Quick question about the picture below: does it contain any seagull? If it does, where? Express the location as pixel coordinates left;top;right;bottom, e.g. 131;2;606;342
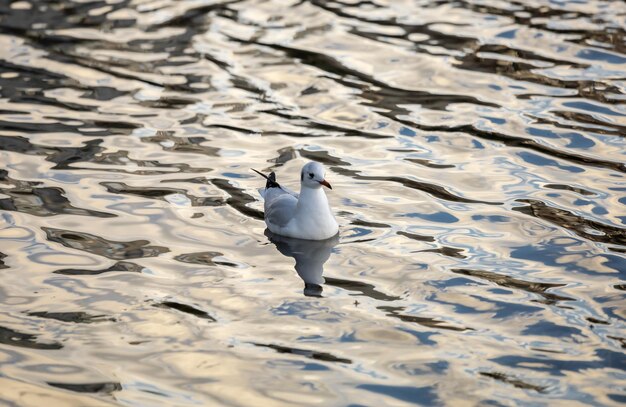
253;161;339;240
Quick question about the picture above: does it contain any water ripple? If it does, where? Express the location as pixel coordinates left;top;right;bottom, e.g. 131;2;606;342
0;0;625;405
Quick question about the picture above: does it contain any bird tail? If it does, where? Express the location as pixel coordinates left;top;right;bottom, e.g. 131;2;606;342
251;168;280;188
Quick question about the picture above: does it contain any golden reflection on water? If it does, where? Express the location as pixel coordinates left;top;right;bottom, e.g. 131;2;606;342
0;0;625;405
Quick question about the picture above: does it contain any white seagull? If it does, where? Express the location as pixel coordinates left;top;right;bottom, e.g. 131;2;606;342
253;162;339;240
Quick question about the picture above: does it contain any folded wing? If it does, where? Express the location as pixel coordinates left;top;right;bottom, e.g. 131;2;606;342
263;188;298;228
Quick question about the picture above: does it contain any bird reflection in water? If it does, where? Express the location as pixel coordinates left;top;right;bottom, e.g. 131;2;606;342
265;230;339;297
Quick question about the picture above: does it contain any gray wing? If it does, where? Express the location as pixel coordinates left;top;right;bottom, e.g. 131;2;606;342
263;188;298;228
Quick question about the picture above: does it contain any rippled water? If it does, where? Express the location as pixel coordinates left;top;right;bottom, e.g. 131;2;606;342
0;0;625;405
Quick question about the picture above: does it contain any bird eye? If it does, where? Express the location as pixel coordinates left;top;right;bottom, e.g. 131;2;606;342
309;173;314;178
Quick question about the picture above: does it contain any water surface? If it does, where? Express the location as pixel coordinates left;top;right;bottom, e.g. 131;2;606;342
0;0;625;405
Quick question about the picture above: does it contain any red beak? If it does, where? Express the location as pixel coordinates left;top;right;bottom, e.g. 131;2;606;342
319;179;332;189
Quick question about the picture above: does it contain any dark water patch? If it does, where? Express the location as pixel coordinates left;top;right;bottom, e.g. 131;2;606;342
44;227;169;260
139;96;198;109
543;183;596;196
530;348;565;355
324;277;401;302
357;383;438;406
160;177;207;185
379;306;472;332
522;320;583;339
298;149;350;166
0;0;133;32
608;246;626;254
479;371;547;393
148;1;239;30
418;246;467;259
513;199;626;246
451;268;572;305
53;261;144;276
174;251;222;266
0;135;45;155
0;108;26;115
553;110;626;135
9;90;93;112
586;317;609;325
268;146;298;167
142;131;220;156
455;46;600;93
0;326;62;350
350;219;390;228
608;394;626;404
0;184;115;218
81;86;128;101
532;112;625;136
0;61;95;111
47;381;122;394
27;311;115;324
101;182;223;207
0;136;104;169
253;343;351;364
48;139;106;170
153;301;216;322
101;182;183;199
0;60;71;89
211;178;264;220
572;30;626;56
471;43;585;69
397;231;435;242
206;123;257;135
207;124;258;135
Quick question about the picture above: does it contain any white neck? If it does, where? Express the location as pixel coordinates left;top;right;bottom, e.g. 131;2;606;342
286;184;338;240
296;185;330;216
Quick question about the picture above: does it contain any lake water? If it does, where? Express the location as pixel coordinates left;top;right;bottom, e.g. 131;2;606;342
0;0;625;405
